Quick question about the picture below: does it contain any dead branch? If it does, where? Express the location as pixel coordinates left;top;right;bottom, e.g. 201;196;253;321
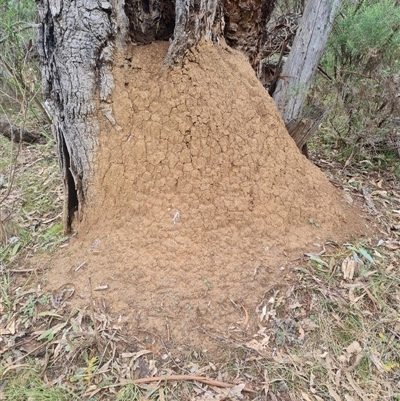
0;119;43;143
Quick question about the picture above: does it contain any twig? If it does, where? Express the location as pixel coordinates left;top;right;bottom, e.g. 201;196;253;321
338;68;377;81
1;342;46;369
240;304;249;326
0;125;23;205
196;325;243;348
1;364;31;377
75;261;87;272
0;56;52;124
7;267;44;273
42;213;62;224
0;334;41;354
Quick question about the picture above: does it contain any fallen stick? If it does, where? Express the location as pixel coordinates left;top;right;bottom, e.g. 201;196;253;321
0;119;43;143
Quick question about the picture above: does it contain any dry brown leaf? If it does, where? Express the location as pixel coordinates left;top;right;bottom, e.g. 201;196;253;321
309;373;316;394
344;371;369;401
332;314;347;330
327;385;341;401
369;350;387;373
197;383;245;400
363;287;381;310
259;305;267;322
346;342;363;370
371;190;387;196
245;339;269;355
335;368;342;387
383;240;400;250
148;359;157;376
320;352;340;386
0;319;15;335
263;369;270;397
348;286;366;306
227;383;245;398
298;325;305;341
289;301;302;309
159;387;165;401
299;318;318;331
269;392;279;401
272;351;286;363
338;341;363;370
300;391;313;401
121;350;152;359
191;389;222;400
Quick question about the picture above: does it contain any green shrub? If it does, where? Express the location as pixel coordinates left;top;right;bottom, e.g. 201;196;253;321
311;0;400;164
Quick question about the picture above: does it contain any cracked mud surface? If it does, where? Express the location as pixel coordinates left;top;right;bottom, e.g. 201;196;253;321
45;41;371;355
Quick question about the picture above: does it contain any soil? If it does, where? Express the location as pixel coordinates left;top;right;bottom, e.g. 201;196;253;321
44;40;372;357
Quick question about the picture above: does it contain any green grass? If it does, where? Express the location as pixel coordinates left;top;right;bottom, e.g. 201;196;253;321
116;384;142;401
2;366;79;401
0;269;12;312
0;137;63;263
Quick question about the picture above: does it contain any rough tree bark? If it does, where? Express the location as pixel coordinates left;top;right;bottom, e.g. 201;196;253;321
272;0;341;149
35;0;275;231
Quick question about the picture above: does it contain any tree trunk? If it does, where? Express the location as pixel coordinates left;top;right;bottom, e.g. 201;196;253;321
272;0;341;147
35;0;274;231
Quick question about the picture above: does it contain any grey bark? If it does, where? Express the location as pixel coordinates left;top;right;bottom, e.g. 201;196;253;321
36;0;118;229
273;0;341;132
286;106;329;152
164;0;218;66
35;0;275;231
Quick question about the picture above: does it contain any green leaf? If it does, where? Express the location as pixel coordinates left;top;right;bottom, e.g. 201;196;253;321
357;247;375;265
347;244;375;265
37;311;63;318
352;251;363;265
37;322;67;341
11;242;22;255
310;255;328;267
203;279;212;290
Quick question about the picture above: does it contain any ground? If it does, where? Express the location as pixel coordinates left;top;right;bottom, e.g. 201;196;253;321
1;40;400;400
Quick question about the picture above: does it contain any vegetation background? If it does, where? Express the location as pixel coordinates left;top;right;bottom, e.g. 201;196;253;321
0;0;400;400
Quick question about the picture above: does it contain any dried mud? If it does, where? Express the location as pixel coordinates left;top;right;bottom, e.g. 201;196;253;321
45;41;370;356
